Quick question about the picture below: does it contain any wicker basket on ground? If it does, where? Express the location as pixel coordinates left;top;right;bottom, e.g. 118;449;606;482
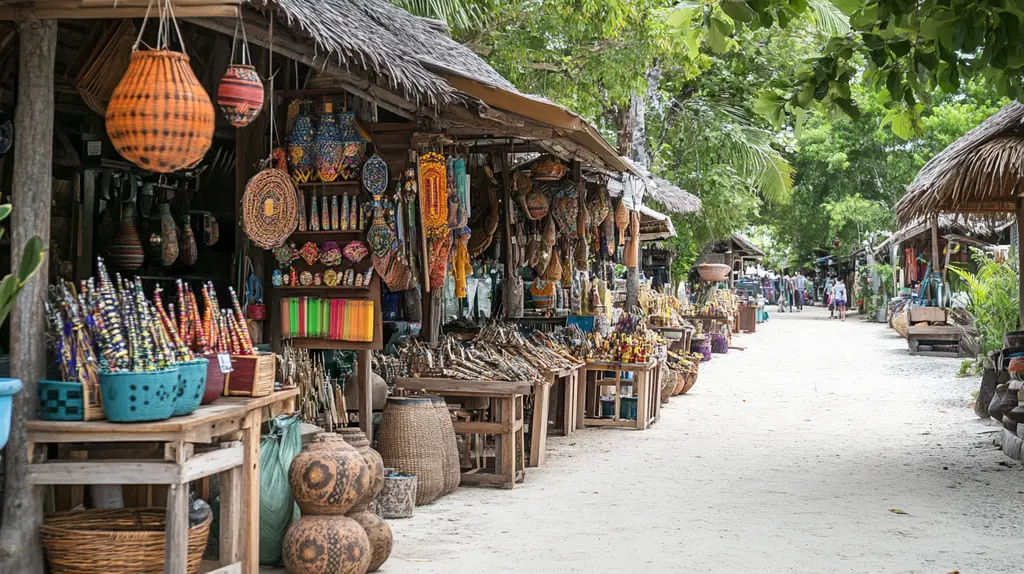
40;508;211;574
377;396;444;505
428;396;462;495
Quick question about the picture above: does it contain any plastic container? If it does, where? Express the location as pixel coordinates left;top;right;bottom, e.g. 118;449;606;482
202;354;227;405
172;358;209;417
38;380;86;421
0;377;21;449
619;396;638;420
99;368;179;423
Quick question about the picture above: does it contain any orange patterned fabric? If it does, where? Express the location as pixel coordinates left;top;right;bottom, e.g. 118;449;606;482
106;50;215;173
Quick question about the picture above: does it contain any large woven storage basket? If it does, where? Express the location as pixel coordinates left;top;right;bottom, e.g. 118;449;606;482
40;508;211;574
377;397;444;505
429;396;461;495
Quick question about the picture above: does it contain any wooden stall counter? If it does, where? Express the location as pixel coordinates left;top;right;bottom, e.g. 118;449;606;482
393;377;534;489
579;359;661;430
25;389;299;574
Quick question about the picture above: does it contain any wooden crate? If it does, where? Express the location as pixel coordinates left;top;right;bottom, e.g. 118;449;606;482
908;306;947;324
223;353;276;397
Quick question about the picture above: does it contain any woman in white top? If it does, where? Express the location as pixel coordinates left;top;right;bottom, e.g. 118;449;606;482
834;279;848;321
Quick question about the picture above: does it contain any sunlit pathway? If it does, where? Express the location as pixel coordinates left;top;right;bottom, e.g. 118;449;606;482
385;306;1024;573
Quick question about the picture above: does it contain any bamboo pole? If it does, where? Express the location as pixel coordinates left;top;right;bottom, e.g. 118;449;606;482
1016;198;1024;327
0;14;56;574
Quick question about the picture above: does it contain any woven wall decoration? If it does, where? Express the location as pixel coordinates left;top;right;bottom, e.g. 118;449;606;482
242;168;299;249
106;50;214;173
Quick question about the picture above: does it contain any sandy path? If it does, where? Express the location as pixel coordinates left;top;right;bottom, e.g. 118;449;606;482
384;307;1024;573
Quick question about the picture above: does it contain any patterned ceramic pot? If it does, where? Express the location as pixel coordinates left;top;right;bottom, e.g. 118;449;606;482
290;433;371;515
216;64;263;128
158;203;179;266
337;427;385;512
346;510;392;572
282;515;371;574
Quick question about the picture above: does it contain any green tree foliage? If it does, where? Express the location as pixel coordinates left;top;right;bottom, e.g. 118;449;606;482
949;250;1020;356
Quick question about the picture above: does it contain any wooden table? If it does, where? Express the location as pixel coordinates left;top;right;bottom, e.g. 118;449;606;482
545;363;582;442
393;377;531;489
25;390;298;574
579;359;661;430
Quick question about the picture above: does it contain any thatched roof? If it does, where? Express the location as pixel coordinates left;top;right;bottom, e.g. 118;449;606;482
618;157;702;214
871;214;1012;256
262;0;510;106
731;234;765;258
896;102;1024;225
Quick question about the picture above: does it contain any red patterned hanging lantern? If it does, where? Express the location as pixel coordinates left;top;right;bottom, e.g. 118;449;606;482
217;64;263;127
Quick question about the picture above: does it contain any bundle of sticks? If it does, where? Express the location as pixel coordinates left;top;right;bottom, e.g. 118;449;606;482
475;322;579;373
402;335;541;382
282;344;346;430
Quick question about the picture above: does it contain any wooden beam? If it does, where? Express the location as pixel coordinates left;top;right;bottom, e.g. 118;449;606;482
0;5;238;19
0;15;55;574
357;349;372;443
1016;198;1024;327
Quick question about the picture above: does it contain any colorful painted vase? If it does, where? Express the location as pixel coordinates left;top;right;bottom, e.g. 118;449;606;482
108;202;145;270
336;111;365;181
315;104;344;183
287;103;315;183
179;214;198;267
216;64;264;127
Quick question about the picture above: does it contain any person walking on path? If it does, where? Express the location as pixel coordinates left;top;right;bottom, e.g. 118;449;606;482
784;273;795;313
824;275;835;317
794;271;806;311
834;279;848;321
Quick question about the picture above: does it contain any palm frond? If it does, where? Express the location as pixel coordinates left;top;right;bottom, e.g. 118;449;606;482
807;0;850;36
705;103;794;204
389;0;485;31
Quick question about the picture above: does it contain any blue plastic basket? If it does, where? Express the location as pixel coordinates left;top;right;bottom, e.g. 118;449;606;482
0;377;21;449
99;368;179;423
38;380;87;421
172;358;209;417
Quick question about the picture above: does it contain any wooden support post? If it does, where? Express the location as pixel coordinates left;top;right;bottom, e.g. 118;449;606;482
930;213;941;277
499;149;514;318
241;411;262;574
1017;199;1024;327
357;349;373;443
218;455;243;568
164;482;189;574
0;15;56;574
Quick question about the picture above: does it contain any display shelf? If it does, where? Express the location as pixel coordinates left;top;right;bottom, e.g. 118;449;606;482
297;181;360;188
288;230;364;241
285;338;379;351
275;285;371;292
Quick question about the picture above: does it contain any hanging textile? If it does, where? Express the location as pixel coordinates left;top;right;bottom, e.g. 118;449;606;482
419;152;451;289
453;228;472;298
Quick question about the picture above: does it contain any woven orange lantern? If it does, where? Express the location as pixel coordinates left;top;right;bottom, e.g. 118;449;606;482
106;49;214;173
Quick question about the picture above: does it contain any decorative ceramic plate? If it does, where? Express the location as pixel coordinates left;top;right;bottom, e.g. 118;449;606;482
298;241;320;265
299;270;314;286
362;154;389;196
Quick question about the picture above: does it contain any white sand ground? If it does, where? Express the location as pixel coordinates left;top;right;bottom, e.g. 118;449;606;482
384;306;1023;574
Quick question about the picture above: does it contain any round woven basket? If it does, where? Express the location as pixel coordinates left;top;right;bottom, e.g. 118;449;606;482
428;396;462;495
106;50;214;173
376;397;444;505
242;168;299;249
40;508;211;574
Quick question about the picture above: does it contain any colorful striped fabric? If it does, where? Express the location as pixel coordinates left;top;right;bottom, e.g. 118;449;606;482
280;297;374;342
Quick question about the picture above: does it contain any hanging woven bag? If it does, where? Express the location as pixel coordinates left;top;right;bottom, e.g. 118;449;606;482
216;18;263;128
106;3;214;173
614;198;629;246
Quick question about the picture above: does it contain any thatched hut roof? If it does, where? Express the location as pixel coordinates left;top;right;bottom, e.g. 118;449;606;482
895;102;1024;225
872;214;1012;256
261;0;512;106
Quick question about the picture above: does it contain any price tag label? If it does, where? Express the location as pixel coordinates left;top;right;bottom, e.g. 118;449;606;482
218;353;233;374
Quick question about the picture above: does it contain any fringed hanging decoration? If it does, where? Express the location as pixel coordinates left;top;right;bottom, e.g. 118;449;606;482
241;168;299;249
216;16;263;128
453;228;471;298
287;102;315;183
418;152;451;289
105;1;214;172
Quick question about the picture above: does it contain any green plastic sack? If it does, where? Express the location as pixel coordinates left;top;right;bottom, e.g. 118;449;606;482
259;414;302;565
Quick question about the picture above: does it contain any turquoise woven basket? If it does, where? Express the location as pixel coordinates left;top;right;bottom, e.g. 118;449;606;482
99;368;179;423
172;358;209;417
38;380;86;421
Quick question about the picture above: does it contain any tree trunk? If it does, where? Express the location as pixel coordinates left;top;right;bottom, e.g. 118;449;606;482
622;67;659;311
0;15;56;574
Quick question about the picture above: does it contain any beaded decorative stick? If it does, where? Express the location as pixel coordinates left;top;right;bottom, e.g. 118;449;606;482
228;287;255;354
